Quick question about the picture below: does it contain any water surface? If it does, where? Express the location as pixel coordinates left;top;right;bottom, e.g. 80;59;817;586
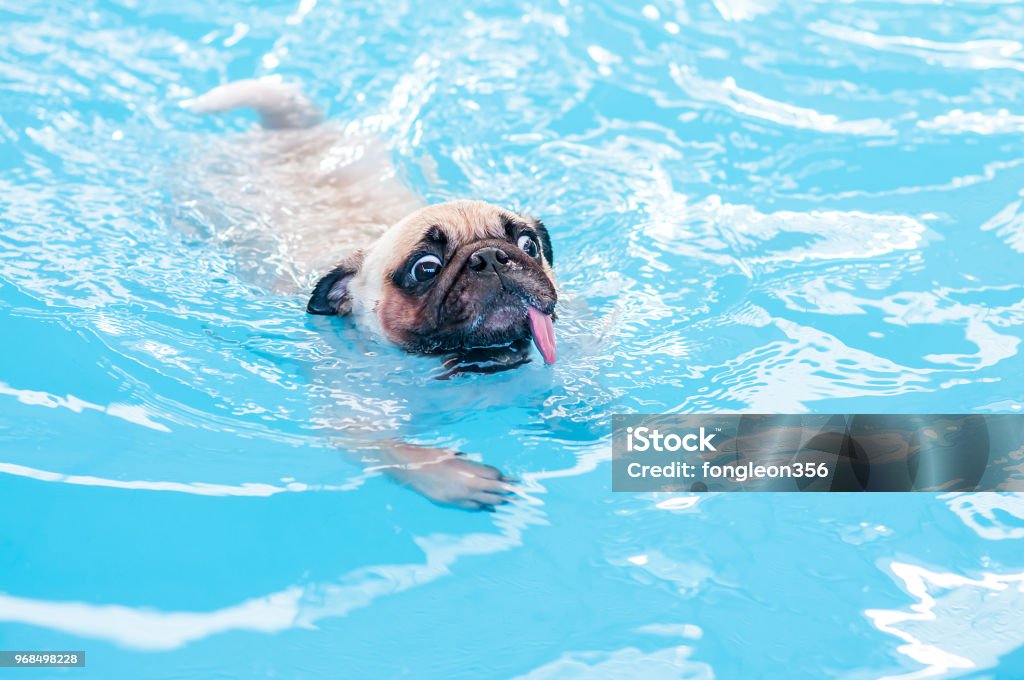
2;1;1024;677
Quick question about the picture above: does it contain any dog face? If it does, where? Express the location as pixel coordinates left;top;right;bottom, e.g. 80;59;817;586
308;201;558;364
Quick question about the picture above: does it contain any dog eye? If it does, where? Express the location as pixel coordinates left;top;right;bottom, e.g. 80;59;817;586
411;254;442;282
517;234;539;258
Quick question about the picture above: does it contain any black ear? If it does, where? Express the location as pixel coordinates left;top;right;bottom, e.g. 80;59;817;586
525;215;554;266
307;250;364;316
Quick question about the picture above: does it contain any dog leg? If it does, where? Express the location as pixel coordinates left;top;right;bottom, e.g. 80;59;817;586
352;440;519;511
183;77;323;129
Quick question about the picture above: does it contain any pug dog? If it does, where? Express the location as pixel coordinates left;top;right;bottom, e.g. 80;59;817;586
186;78;557;509
187;79;557;371
306;200;558;369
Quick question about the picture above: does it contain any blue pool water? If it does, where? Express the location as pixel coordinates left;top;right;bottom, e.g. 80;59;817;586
3;1;1024;677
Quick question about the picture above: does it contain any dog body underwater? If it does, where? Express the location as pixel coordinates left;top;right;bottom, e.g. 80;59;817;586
187;78;557;369
185;78;558;509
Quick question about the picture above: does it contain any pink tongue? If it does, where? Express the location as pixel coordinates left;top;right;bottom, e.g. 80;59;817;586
526;306;556;365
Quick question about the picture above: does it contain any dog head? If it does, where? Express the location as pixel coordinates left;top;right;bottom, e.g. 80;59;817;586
308;200;557;364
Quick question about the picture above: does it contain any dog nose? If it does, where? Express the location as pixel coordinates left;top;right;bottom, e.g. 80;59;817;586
468;246;511;273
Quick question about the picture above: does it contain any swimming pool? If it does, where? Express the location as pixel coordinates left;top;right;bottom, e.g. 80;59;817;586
3;0;1024;677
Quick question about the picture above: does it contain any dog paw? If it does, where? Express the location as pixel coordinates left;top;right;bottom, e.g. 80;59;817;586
390;450;518;511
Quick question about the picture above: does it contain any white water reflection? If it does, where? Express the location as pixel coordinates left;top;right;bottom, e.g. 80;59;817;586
918;110;1024;135
867;562;1024;679
0;444;603;650
0;514;537;650
944;493;1024;540
670;65;896;136
0;381;171;432
712;0;776;23
513;643;712;679
980;199;1024;254
811;22;1024;73
643;195;926;270
0;462;368;497
776;281;1024;370
0;589;305;652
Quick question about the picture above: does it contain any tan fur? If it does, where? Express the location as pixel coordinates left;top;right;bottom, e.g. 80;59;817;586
182;123;424;293
376;283;424;345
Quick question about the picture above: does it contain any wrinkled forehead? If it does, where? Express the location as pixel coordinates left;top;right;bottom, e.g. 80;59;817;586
382;202;520;266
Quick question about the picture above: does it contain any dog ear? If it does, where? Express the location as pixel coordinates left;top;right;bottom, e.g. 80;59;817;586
525;215;553;266
307;250;364;316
